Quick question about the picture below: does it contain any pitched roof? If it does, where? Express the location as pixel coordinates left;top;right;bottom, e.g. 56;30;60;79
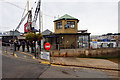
54;14;79;22
42;29;53;35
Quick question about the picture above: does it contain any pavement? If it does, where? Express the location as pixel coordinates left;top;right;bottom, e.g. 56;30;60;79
51;57;119;71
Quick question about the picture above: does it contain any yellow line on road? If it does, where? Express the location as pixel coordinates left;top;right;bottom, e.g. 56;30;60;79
2;51;52;66
24;56;26;58
41;61;50;64
17;51;34;57
7;51;13;55
33;56;35;59
14;54;18;58
1;52;74;68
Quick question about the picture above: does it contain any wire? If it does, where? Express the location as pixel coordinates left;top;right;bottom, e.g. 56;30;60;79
1;0;25;10
42;13;57;20
21;3;27;18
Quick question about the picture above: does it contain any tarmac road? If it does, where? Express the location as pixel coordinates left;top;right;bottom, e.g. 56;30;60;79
40;66;109;78
2;54;49;78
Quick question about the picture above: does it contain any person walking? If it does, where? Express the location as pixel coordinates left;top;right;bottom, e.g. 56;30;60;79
30;41;34;53
26;40;30;52
14;40;17;51
21;40;26;52
101;43;103;48
17;40;21;51
32;41;35;53
9;39;13;50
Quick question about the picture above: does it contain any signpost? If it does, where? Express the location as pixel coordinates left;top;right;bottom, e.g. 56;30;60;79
103;39;108;42
44;42;51;50
92;39;97;48
41;42;51;66
103;39;108;48
41;52;50;60
92;39;97;43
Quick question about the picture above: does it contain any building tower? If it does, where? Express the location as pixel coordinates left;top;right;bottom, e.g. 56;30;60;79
54;14;79;34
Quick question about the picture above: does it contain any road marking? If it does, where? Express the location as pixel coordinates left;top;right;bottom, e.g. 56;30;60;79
33;56;35;59
0;52;41;64
24;56;26;58
41;61;50;64
2;50;60;66
17;51;33;57
2;50;51;66
14;54;18;58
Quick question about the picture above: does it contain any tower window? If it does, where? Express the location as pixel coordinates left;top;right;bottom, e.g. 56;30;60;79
65;21;75;29
56;22;62;29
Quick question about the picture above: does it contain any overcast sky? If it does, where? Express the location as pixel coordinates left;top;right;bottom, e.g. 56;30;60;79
0;0;119;35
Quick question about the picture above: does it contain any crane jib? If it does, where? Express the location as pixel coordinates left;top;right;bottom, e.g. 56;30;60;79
15;13;27;31
33;0;41;23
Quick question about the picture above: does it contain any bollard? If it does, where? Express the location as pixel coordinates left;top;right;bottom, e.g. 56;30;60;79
6;43;7;54
13;44;14;56
51;52;54;63
49;51;51;66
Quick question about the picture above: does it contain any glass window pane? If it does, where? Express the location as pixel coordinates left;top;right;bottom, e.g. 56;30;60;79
66;21;75;29
56;22;62;29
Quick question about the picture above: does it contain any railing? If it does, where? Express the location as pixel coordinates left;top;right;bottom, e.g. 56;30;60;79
49;44;89;50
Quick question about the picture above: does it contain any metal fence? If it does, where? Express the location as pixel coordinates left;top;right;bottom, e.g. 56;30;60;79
49;44;89;50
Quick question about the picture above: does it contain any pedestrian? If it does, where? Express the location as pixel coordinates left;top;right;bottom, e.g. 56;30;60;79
9;39;13;50
30;41;34;53
36;40;40;55
26;40;30;52
14;40;17;51
17;40;21;51
101;43;103;48
32;41;35;53
21;40;26;52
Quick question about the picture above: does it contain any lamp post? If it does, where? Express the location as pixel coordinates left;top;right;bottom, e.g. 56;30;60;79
13;29;15;56
39;0;41;57
35;32;36;57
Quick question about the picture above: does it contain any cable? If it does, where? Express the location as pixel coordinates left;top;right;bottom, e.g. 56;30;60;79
15;1;27;31
21;3;27;18
1;0;25;10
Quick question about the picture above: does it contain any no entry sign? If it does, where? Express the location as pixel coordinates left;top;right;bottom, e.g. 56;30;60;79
44;42;51;50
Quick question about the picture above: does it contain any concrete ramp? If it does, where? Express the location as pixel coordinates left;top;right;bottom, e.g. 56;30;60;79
51;57;118;70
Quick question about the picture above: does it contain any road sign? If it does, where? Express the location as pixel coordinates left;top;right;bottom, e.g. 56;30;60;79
103;39;108;42
41;52;50;60
44;42;51;50
92;39;97;43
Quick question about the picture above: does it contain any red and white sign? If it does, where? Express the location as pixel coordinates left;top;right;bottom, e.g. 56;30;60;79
44;42;51;50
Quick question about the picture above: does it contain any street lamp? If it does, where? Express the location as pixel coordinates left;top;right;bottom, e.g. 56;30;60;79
13;29;15;56
39;0;41;58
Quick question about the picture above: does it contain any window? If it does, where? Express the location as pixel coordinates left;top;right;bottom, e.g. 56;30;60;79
65;21;75;29
78;35;89;48
56;22;62;29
